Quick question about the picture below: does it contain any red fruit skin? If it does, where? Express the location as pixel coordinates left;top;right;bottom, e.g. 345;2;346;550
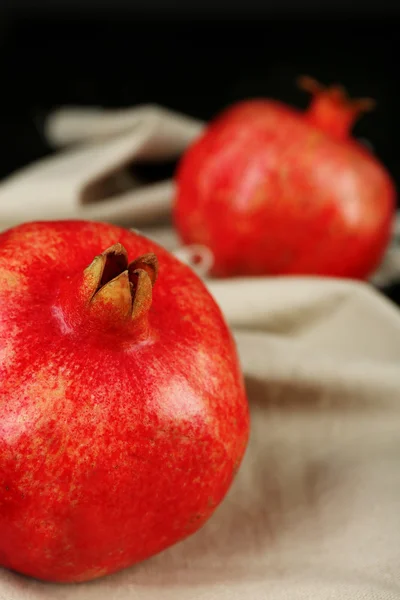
0;220;249;583
174;87;396;279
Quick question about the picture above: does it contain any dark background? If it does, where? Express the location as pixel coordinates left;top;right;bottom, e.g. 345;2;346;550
0;5;399;301
0;8;399;184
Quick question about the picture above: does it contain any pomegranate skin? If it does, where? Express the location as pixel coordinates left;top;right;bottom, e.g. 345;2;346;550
174;80;396;279
0;220;249;583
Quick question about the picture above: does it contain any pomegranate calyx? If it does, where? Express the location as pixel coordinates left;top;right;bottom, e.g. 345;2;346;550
90;269;132;321
81;244;158;330
297;75;375;139
129;267;153;321
128;253;159;286
83;243;129;302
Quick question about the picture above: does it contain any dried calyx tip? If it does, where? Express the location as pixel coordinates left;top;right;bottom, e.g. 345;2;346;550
83;243;158;324
297;75;376;113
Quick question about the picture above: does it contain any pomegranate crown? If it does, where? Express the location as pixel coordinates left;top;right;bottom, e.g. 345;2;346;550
60;243;159;339
297;75;375;139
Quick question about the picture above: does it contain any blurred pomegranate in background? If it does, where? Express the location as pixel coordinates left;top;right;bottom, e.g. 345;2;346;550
174;77;396;279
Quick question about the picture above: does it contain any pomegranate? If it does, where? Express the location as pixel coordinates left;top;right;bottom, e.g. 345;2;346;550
0;220;249;583
174;77;396;279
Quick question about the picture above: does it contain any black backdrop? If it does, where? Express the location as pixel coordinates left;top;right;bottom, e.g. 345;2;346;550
0;13;399;187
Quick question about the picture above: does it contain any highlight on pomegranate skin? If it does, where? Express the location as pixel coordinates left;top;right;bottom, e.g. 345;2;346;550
0;220;249;583
174;76;396;279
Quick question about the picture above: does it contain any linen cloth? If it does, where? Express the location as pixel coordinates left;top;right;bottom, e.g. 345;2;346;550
1;104;400;600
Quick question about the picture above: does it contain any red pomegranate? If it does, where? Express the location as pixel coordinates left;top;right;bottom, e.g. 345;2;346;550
0;220;249;583
174;77;396;278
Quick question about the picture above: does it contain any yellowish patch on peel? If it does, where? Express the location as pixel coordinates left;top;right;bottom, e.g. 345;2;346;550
6;228;65;262
306;130;323;149
8;362;119;508
73;566;109;582
22;368;67;414
0;269;26;292
2;367;69;447
249;185;269;211
8;368;83;505
0;336;16;370
190;347;236;397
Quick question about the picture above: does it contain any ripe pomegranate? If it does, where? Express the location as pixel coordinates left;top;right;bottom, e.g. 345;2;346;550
0;220;249;583
174;77;396;278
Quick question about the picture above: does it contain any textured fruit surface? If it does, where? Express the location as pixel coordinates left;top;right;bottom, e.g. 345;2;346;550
0;220;249;583
174;77;396;278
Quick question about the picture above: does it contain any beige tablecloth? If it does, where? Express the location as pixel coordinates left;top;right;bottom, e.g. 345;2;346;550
1;105;400;599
